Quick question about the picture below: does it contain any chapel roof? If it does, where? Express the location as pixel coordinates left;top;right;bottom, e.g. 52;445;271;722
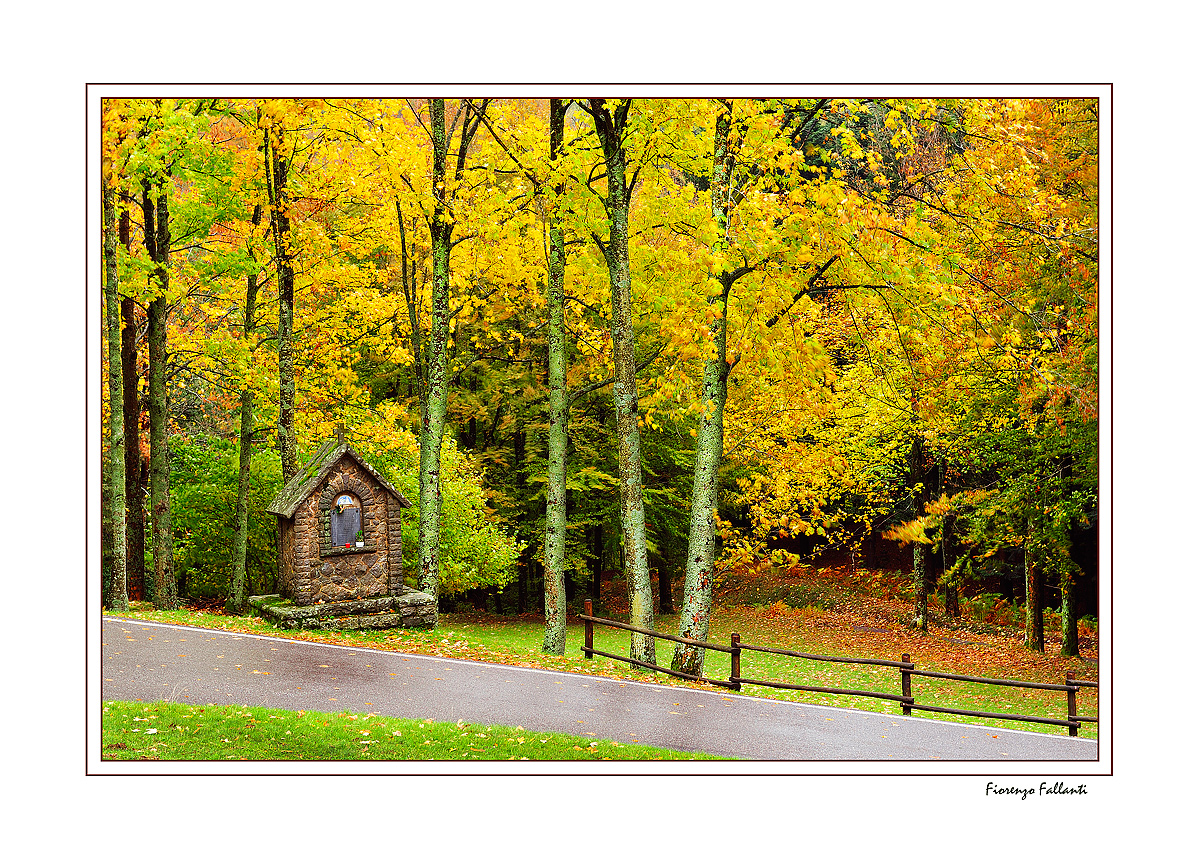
266;438;412;518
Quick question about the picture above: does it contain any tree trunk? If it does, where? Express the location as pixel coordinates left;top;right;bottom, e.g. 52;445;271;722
418;98;452;602
396;203;425;424
673;101;735;677
121;294;147;601
908;433;929;631
1060;565;1079;657
513;425;532;614
120;197;147;601
101;457;113;606
1024;529;1044;651
589;523;603;605
143;188;177;609
229;249;261;614
228;382;254;614
659;564;674;614
943;578;959;618
542;98;569;655
264;122;298;482
589;99;655;665
913;543;929;631
942;512;959;617
416;99;488;602
103;176;128;611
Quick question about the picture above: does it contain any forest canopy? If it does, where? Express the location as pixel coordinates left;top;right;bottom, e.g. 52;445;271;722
99;95;1101;661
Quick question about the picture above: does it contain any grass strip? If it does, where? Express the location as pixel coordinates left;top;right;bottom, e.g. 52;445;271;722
101;700;728;762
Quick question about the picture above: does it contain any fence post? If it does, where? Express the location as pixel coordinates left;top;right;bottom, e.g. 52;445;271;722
730;633;742;691
1066;671;1078;737
583;599;594;660
901;653;912;716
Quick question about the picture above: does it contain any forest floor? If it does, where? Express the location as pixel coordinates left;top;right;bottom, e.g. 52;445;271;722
707;562;1099;682
570;561;1099;678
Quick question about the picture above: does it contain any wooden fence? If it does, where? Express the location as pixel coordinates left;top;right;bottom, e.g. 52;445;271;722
580;600;1098;737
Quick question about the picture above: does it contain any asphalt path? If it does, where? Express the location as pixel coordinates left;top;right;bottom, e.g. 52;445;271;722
101;616;1098;761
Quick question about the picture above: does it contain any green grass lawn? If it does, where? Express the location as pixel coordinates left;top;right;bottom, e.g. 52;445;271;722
101;699;727;761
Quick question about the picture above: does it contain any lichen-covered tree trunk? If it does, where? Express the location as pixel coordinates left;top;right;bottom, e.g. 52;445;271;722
418;98;453;603
542;99;569;655
671;313;730;675
913;543;929;631
589;99;655;665
264;124;297;482
143;188;177;609
101;458;113;605
673;101;735;677
229;257;261;615
415;98;489;607
103;178;128;611
1060;566;1079;656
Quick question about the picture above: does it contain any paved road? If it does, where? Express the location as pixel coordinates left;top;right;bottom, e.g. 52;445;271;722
101;617;1098;761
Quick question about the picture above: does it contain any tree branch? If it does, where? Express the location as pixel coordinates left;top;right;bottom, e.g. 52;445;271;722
763;256;840;329
569;342;665;403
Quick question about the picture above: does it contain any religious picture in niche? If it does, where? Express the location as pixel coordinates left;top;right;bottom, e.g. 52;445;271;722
332;493;361;547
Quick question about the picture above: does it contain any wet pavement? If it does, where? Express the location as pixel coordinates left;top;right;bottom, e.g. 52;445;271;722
101;617;1099;761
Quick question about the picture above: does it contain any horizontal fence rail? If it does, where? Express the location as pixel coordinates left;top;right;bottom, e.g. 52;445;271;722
737;641;915;669
580;612;736;653
906;668;1080;691
579;600;1098;737
579;600;739;689
733;676;914;705
583;646;739;689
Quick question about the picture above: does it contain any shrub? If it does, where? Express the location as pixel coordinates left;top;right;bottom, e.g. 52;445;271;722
170;436;283;599
353;432;522;597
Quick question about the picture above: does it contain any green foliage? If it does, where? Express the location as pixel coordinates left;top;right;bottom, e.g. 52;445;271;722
355;435;523;596
170;436;282;598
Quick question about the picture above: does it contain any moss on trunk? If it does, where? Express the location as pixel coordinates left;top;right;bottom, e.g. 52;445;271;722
542;99;569;656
